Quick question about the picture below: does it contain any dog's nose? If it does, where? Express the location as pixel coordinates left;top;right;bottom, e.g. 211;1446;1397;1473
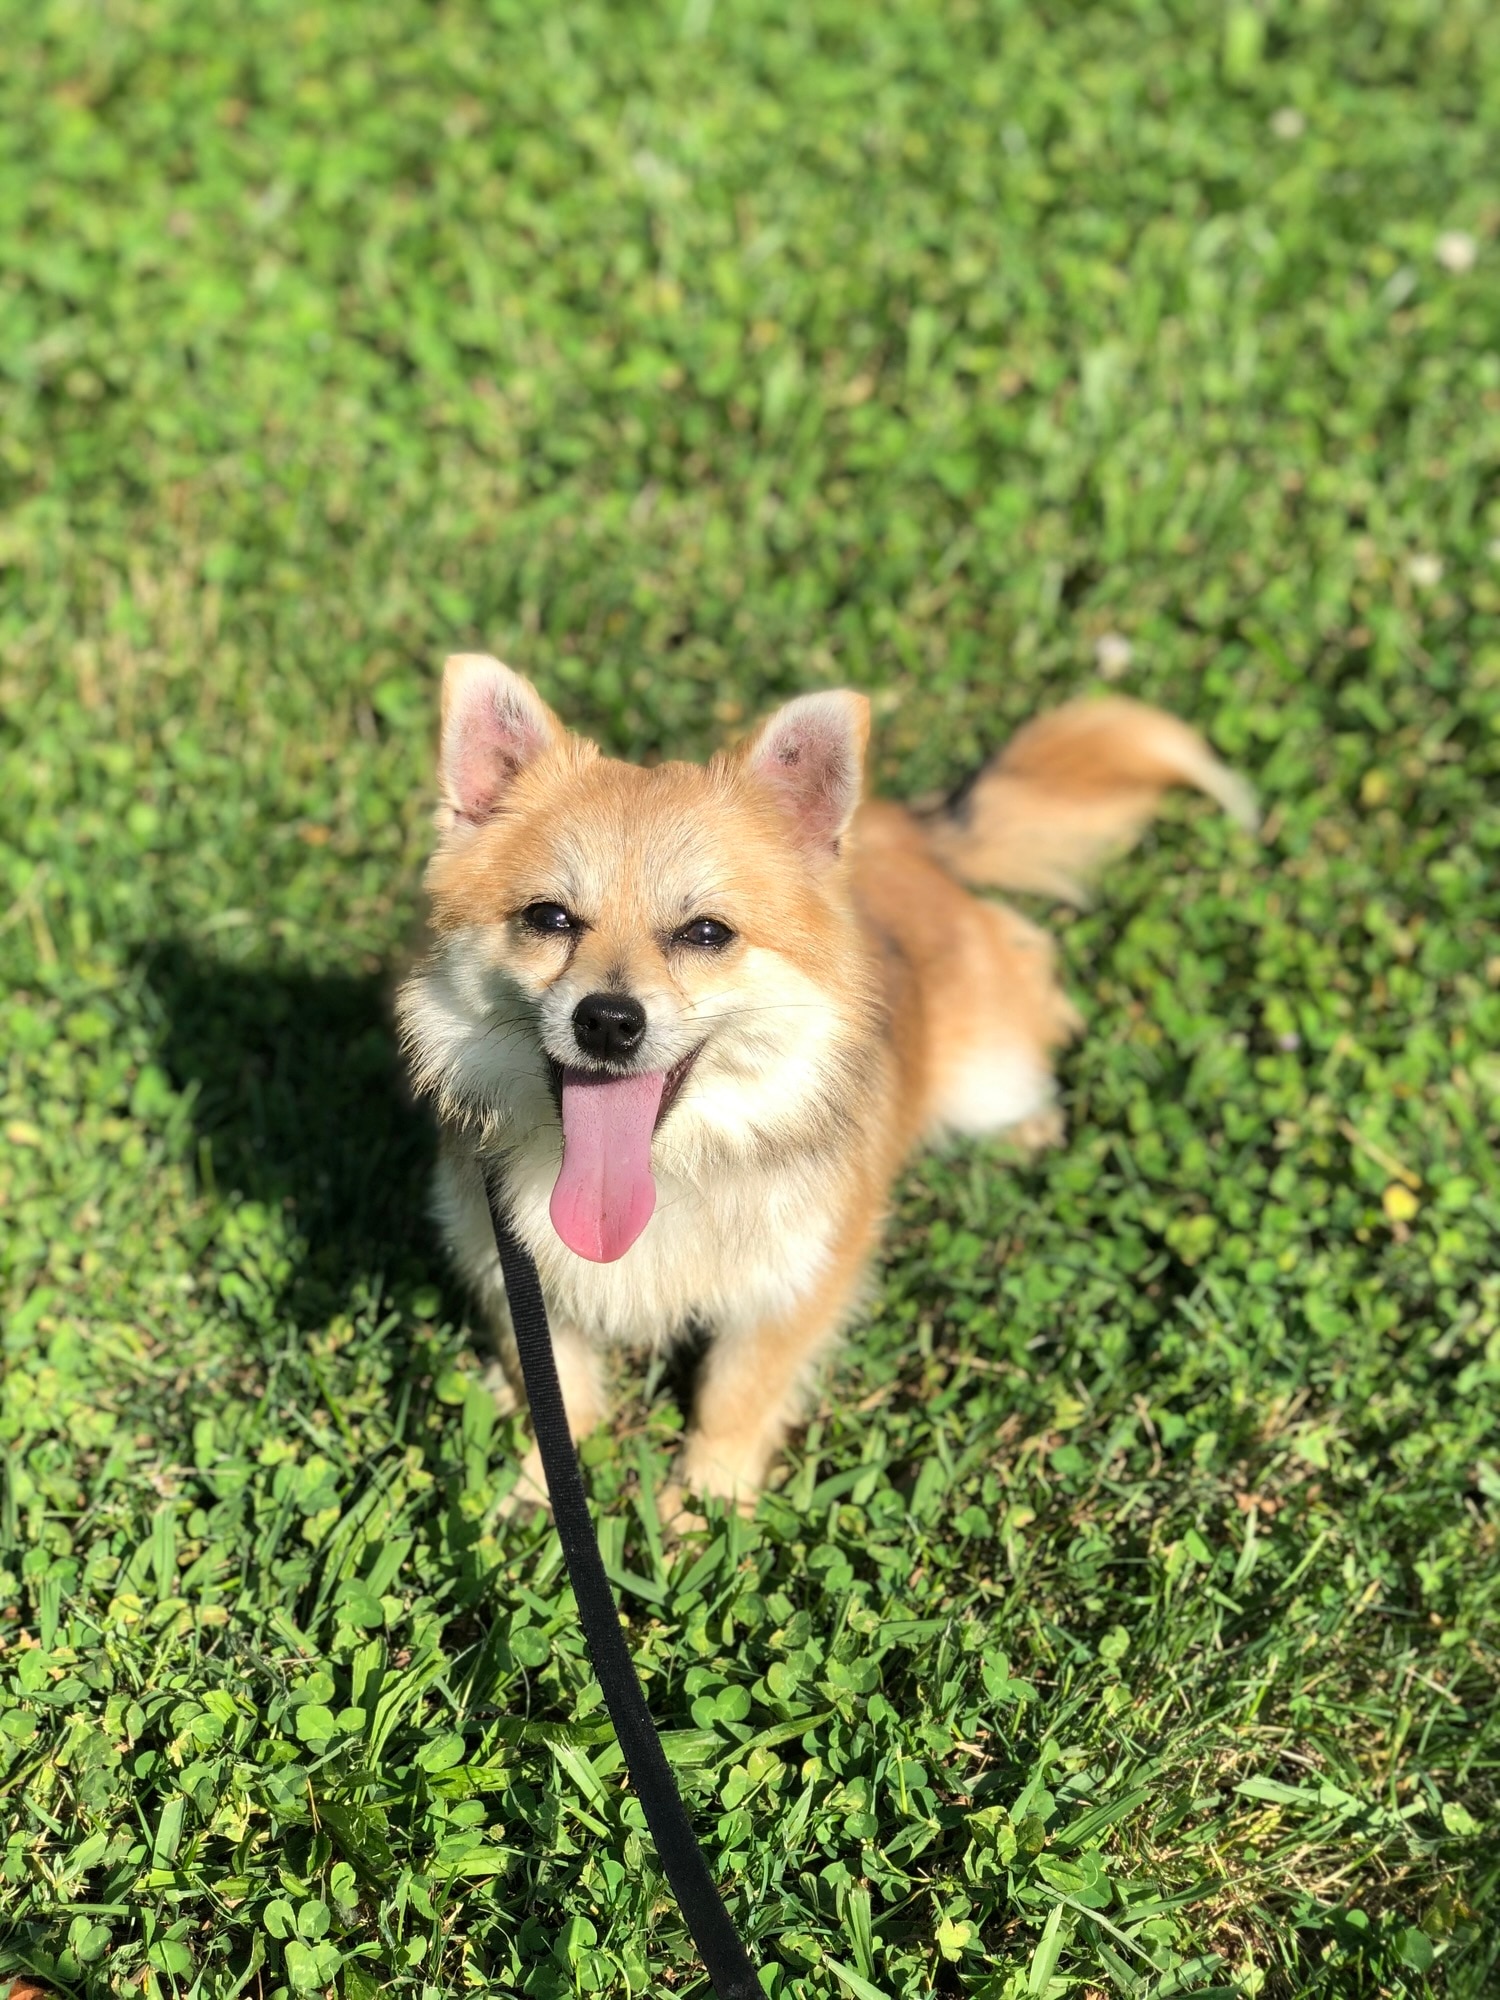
572;992;647;1063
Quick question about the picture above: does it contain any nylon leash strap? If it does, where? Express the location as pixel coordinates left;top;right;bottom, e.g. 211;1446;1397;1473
484;1182;762;2000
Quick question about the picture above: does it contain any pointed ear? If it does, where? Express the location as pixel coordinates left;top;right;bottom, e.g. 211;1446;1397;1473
436;655;565;830
740;690;870;858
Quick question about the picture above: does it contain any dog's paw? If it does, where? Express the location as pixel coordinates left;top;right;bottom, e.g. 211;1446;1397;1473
655;1482;709;1540
670;1441;763;1523
496;1442;551;1519
1009;1105;1066;1154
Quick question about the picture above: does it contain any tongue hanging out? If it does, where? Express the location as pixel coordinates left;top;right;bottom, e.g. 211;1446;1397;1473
550;1069;667;1262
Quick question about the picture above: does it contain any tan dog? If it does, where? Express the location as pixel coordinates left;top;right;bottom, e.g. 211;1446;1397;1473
397;657;1254;1514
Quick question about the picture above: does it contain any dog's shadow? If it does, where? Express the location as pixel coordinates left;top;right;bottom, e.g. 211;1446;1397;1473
141;940;460;1336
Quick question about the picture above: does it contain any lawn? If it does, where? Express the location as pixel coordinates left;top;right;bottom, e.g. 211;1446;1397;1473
2;1;1499;1994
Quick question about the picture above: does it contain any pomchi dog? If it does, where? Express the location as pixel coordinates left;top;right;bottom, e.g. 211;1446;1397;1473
398;656;1254;1514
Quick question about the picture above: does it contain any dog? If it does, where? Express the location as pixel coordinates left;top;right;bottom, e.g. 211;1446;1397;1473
397;656;1254;1515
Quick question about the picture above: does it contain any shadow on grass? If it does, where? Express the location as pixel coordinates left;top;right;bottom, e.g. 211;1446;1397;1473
140;939;462;1334
140;940;707;1428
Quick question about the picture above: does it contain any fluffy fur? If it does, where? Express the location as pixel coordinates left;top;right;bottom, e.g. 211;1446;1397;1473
397;658;1255;1512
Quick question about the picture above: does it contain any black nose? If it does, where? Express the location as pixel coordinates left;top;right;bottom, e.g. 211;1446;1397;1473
571;992;647;1062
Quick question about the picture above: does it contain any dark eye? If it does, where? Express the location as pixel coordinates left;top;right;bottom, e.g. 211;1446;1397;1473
520;902;579;936
674;917;736;950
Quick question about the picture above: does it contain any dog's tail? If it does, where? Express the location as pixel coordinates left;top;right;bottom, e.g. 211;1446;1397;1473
925;696;1257;904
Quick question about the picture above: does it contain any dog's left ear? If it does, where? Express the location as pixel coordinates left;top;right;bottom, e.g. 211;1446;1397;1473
437;654;565;831
740;690;870;859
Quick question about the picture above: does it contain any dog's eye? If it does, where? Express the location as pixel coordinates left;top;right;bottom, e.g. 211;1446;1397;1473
674;917;736;950
519;902;578;936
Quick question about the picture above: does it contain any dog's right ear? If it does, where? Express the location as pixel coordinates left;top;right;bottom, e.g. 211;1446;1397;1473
436;655;565;831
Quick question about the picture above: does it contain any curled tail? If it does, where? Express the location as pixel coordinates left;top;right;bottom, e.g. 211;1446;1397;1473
926;696;1257;904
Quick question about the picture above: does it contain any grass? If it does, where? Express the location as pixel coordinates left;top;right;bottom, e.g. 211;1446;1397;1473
2;0;1499;1993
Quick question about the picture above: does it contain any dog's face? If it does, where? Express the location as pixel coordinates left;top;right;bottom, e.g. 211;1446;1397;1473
400;657;876;1260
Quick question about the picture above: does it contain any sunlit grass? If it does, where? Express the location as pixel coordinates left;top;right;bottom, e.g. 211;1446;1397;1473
1;2;1497;1994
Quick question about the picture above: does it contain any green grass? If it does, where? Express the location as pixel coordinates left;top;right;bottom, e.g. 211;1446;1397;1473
2;0;1499;1994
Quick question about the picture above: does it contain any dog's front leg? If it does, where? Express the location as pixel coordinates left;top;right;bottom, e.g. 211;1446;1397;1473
674;1250;869;1514
494;1315;606;1513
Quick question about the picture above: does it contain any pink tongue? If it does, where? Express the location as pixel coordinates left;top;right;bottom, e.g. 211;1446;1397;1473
550;1070;667;1262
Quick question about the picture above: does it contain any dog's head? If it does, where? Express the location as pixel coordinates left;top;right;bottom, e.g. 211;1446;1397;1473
399;655;877;1261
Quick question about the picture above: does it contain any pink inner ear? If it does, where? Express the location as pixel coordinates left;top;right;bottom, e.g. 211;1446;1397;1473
750;697;863;851
444;681;551;824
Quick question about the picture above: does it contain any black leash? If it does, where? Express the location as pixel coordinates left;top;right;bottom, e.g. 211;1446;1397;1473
484;1181;763;2000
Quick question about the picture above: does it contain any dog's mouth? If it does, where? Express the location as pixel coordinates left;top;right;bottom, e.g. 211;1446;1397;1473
546;1045;702;1264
